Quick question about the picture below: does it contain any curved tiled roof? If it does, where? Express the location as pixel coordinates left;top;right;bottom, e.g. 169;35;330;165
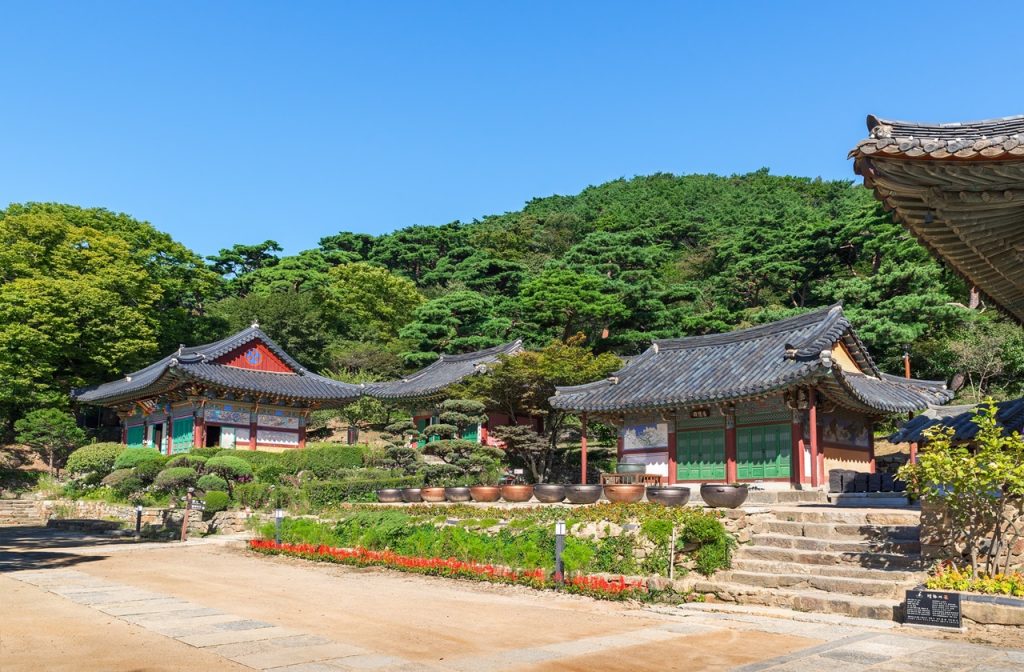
365;340;524;401
850;113;1024;323
890;397;1024;444
851;114;1024;161
73;326;360;407
550;306;952;415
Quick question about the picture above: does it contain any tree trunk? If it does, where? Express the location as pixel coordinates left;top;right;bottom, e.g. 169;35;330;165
968;286;981;310
48;450;55;477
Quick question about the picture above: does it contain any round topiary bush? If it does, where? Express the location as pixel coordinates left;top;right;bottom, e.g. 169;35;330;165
133;458;168;484
113;448;164;470
204;455;255;481
101;468;143;498
66;442;122;480
153;466;198;492
204;490;230;513
166;453;207;469
197;473;228;492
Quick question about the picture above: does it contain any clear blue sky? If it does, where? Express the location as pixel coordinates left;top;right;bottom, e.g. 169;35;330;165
2;1;1021;257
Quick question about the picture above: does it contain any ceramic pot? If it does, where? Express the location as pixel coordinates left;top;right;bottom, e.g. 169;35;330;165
500;484;535;503
420;486;447;503
533;484;566;503
646;486;691;507
401;488;423;503
444;486;472;502
700;483;748;508
376;488;404;503
603;484;645;503
469;486;501;502
564;484;603;504
615;463;646;475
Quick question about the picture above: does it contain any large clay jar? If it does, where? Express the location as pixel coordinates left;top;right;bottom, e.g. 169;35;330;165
420;486;447;503
376;488;404;503
564;484;603;504
700;483;748;508
604;484;645;503
533;484;566;503
444;486;472;502
646;486;691;507
401;488;423;503
501;484;535;503
469;486;501;502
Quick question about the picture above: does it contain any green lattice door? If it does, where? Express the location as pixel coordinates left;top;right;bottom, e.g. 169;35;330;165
171;418;194;454
461;424;479;442
126;425;144;448
736;423;791;479
676;429;726;481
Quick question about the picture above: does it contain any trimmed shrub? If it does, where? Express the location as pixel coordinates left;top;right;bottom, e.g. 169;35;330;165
279;444;363;477
303;474;423;507
133;458;167;484
255;463;285;484
204;490;230;513
153;467;198;492
101;468;143;498
166;453;207;469
113;448;163;470
191;447;222;459
204;455;255;480
66;443;122;479
216;449;282;468
196;474;228;492
234;482;272;508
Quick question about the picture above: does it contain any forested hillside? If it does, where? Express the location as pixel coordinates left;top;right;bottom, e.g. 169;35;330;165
2;170;1022;428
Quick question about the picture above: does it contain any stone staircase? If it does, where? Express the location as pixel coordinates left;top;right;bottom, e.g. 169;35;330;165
0;499;44;526
688;506;925;621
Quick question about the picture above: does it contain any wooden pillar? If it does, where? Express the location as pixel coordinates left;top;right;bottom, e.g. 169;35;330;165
667;419;677;485
792;411;805;487
120;418;128;446
298;425;307;449
193;415;205;449
165;416;173;456
809;389;819;488
868;424;876;474
249;419;258;450
725;411;737;484
580;413;588;485
909;441;918;465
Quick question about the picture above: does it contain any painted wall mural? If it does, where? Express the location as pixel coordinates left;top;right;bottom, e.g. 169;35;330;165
621;420;669;451
205;407;251;425
805;412;871;449
257;413;300;429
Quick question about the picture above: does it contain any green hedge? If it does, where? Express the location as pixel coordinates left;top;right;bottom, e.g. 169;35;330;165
113;448;164;470
204;490;230;513
66;443;122;479
303;474;422;507
281;444;364;478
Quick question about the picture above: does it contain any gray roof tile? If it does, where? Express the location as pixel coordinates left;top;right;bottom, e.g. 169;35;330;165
890;397;1024;443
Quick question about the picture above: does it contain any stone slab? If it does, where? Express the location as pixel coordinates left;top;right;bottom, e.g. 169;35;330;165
208;634;334;659
121;609;226;627
230;642;369;669
446;646;561;672
214;619;274;631
98;598;196;616
327;653;409;670
178;625;296;648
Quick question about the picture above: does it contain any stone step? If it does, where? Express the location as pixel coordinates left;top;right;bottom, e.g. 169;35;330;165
730;558;922;582
753;520;919;541
766;507;920;526
713;570;911;599
735;544;927;570
749;533;921;554
688;579;901;621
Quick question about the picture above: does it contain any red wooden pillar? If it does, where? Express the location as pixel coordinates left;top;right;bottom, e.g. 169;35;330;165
298;425;307;449
792;412;805;487
667;422;677;485
193;414;205;449
249;418;258;450
809;390;819;488
909;441;918;465
165;416;173;456
580;413;588;484
868;425;876;474
725;412;738;484
121;421;127;446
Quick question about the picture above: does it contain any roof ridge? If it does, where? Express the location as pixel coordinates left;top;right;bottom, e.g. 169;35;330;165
438;340;522;362
868;113;1024;133
654;304;842;351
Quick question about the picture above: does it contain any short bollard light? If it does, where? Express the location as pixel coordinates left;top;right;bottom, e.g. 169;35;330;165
554;519;566;584
274;508;285;546
134;504;143;538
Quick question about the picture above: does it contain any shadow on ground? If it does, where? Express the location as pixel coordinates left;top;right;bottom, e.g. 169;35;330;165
0;525;142;573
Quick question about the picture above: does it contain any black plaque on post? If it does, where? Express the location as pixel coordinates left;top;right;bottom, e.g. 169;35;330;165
904;589;962;629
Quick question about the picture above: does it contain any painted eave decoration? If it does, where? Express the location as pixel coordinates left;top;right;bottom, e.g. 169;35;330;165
72;325;361;408
549;304;953;415
850;113;1024;323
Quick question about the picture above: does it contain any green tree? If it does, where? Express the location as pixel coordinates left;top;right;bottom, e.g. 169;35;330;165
319;262;423;341
516;269;628;342
14;408;86;475
207;240;282;295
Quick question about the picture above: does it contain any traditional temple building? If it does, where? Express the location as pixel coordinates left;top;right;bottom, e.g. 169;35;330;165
365;340;542;445
850;114;1024;323
73;324;360;453
550;305;953;487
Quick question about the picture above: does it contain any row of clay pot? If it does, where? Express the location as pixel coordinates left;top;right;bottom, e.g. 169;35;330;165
376;484;699;507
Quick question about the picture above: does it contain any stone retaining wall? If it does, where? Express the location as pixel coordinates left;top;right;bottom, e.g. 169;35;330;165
29;499;257;536
920;499;1024;572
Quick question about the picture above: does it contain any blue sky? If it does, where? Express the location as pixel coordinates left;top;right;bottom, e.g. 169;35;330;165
2;1;1021;256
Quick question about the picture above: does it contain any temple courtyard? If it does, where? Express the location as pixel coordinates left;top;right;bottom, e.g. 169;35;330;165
1;527;1020;672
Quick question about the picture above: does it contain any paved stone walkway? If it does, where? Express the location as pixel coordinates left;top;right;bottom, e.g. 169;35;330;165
8;567;1024;671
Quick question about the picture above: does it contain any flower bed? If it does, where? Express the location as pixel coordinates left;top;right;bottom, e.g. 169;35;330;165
248;539;648;600
927;562;1024;598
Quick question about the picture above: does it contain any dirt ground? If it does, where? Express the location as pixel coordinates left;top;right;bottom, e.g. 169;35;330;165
0;530;818;671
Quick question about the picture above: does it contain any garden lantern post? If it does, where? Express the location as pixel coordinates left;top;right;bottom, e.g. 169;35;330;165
554;520;566;584
134;504;143;539
181;487;194;543
275;508;285;546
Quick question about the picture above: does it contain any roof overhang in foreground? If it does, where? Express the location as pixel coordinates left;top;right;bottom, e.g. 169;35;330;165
850;114;1024;323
